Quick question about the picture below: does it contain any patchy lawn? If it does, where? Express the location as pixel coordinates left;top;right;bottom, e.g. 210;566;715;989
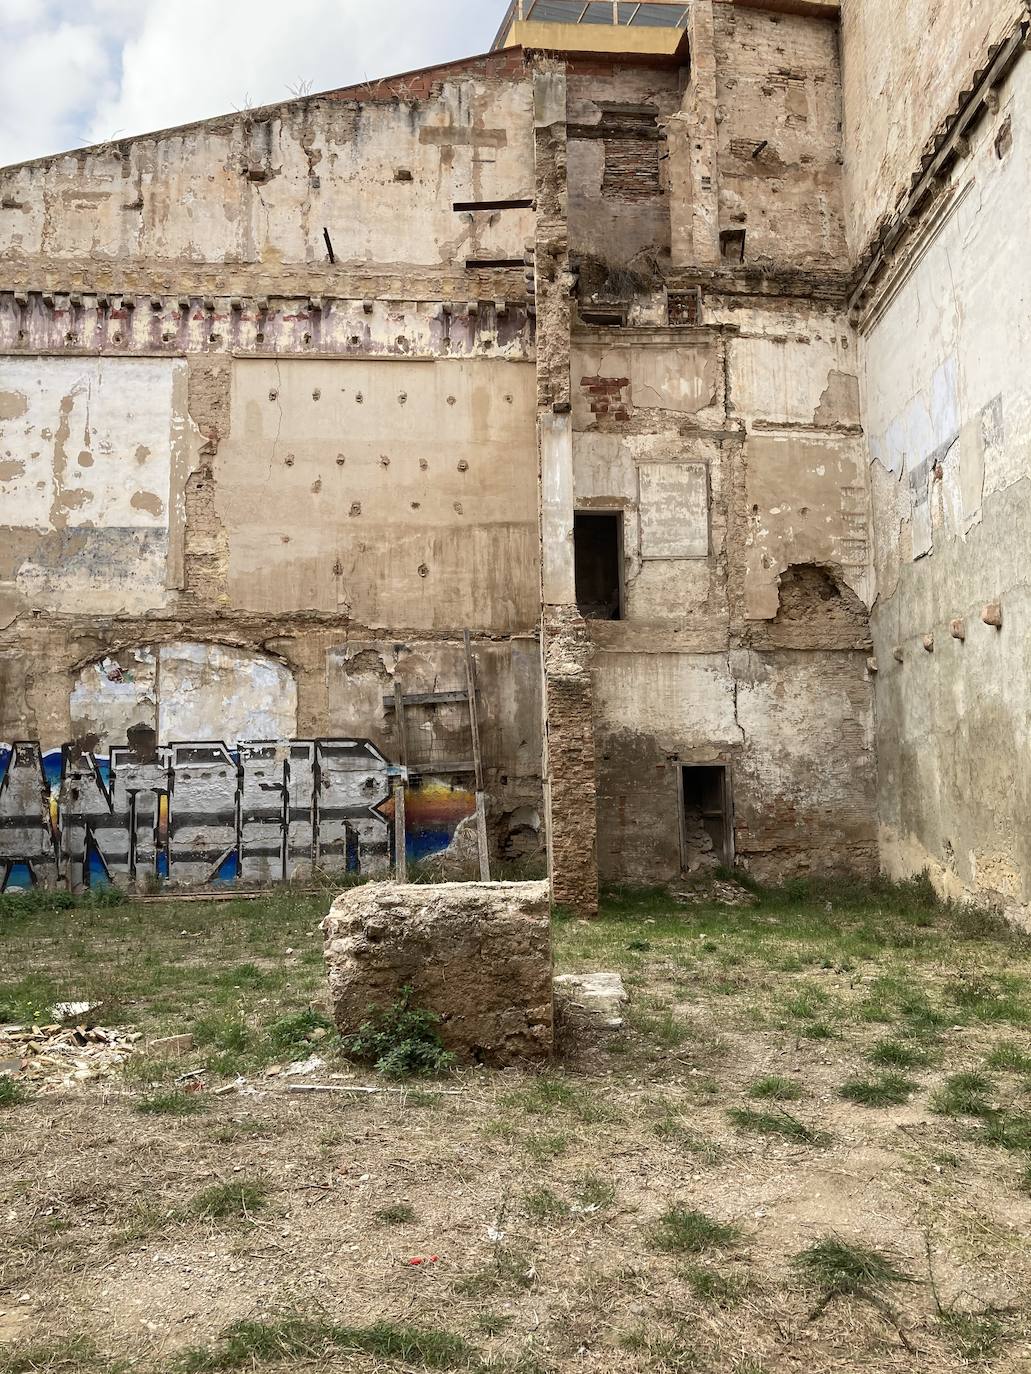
1;877;1030;1373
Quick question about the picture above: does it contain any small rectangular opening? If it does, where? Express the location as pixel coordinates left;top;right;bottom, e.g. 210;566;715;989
679;764;732;871
719;228;746;262
574;510;623;620
453;198;534;211
465;258;526;270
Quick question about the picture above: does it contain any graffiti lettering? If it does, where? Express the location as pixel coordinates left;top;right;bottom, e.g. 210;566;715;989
0;738;472;892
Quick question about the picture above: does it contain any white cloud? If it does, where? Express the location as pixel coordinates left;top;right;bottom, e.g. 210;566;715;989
0;20;116;166
0;0;504;166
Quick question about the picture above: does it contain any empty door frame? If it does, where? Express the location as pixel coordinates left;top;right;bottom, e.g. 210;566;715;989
677;762;734;870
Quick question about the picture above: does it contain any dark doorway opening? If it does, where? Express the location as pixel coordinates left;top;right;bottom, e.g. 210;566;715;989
679;764;732;872
574;511;623;620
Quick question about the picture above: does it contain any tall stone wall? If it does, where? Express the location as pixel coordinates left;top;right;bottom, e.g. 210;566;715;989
0;58;548;890
855;35;1031;924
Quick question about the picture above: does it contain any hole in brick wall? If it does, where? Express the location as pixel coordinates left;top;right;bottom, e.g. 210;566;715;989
574;510;623;621
680;765;732;872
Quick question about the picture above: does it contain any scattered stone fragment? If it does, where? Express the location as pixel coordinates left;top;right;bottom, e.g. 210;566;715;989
0;1022;139;1087
554;972;627;1031
148;1034;195;1057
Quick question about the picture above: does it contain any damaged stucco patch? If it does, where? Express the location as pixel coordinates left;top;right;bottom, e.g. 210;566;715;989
69;642;297;749
0;357;188;615
743;432;870;619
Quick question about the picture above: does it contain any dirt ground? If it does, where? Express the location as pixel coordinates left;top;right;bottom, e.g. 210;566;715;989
1;877;1030;1374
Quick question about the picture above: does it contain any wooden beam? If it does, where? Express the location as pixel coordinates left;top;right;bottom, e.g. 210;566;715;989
463;631;491;883
382;689;469;709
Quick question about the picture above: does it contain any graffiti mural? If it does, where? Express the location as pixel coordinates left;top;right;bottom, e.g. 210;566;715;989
0;737;475;892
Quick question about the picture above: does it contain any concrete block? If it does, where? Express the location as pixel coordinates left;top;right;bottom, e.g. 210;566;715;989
322;881;553;1067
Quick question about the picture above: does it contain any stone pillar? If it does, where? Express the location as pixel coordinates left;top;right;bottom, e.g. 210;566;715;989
532;64;600;919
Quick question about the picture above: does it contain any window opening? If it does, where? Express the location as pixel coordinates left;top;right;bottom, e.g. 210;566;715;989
574;511;623;620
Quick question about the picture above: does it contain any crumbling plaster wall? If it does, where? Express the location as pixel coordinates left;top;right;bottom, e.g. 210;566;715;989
0;357;193;624
0;76;535;278
0;64;548;884
859;53;1031;921
215;356;538;629
714;3;846;269
840;0;1023;258
555;9;874;887
572;295;875;883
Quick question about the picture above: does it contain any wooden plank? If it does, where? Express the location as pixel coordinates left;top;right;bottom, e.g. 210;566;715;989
393;780;407;882
392;681;409;773
463;631;491;882
382;690;469;709
474;792;490;883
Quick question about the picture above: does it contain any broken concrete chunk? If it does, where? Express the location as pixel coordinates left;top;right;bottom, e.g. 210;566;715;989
322;881;553;1067
553;972;627;1030
148;1034;195;1058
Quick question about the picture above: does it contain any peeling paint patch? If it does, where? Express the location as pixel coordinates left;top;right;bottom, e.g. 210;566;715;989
0;390;27;421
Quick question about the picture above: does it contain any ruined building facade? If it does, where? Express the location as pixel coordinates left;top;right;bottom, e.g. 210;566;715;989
0;0;1027;923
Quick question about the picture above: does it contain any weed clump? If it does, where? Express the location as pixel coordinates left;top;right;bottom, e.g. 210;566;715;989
728;1107;831;1147
650;1207;738;1255
343;987;455;1080
939;1310;1007;1363
931;1071;996;1118
189;1179;269;1221
375;1203;416;1225
839;1072;916;1108
793;1236;912;1298
868;1038;934;1070
0;1077;29;1109
748;1075;802;1102
267;1008;336;1058
135;1089;207;1117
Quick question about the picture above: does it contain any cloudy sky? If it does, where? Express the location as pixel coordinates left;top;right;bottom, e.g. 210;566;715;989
0;0;505;167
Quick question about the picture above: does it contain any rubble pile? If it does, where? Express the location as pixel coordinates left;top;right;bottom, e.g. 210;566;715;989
0;1022;140;1087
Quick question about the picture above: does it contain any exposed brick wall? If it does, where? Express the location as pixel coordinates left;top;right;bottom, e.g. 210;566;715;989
602;135;663;201
544;610;599;917
580;374;631;420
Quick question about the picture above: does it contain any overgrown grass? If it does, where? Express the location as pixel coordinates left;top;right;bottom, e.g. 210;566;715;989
939;1309;1008;1363
931;1071;997;1119
728;1107;831;1147
0;1076;29;1108
0;1335;129;1374
175;1317;476;1372
868;1038;935;1070
188;1179;269;1221
135;1089;207;1117
748;1075;802;1102
649;1207;738;1255
793;1236;912;1298
986;1040;1031;1073
839;1072;916;1108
